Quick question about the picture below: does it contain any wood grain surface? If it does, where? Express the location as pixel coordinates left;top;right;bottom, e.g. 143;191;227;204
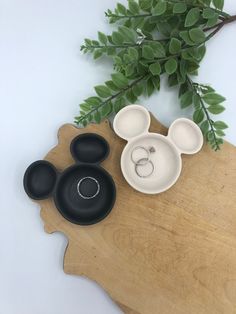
36;116;236;314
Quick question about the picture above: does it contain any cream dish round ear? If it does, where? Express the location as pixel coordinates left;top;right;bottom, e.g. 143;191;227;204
113;104;203;194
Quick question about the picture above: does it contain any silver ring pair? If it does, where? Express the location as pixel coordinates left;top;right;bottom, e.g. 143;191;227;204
131;146;155;178
77;176;100;199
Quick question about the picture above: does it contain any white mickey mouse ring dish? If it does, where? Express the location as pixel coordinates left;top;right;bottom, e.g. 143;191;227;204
113;105;203;194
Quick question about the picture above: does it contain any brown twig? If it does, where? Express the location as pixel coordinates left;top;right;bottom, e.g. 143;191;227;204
204;14;236;32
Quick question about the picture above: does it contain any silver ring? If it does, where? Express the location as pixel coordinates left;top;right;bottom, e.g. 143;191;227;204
131;146;150;165
77;176;100;199
135;159;154;178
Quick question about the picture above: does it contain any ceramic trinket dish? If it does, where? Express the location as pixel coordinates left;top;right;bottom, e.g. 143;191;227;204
113;105;203;194
23;133;116;225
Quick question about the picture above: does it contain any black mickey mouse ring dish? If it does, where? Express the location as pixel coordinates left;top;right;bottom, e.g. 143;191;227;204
113;104;203;194
23;133;116;225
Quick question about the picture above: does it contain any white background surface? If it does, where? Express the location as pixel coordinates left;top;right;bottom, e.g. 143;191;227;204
0;0;235;313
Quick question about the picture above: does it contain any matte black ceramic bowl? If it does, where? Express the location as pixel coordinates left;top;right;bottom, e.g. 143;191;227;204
23;133;116;225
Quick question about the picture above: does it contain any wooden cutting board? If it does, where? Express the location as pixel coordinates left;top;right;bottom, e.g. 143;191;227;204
36;116;236;314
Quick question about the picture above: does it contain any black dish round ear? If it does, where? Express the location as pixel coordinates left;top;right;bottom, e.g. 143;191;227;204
70;133;110;164
23;160;58;200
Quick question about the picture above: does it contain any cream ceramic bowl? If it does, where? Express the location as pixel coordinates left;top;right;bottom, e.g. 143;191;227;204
113;105;203;194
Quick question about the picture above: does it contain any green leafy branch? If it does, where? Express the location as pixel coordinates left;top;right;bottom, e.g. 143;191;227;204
105;0;229;23
76;0;236;150
75;73;151;126
181;76;227;150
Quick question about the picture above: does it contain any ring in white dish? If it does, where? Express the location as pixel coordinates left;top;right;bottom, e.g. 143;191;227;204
113;105;203;194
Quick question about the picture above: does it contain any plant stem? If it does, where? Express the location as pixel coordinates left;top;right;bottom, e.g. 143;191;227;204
81;38;168;50
149;16;236;63
204;14;236;32
83;13;236;52
76;75;148;123
105;12;151;19
166;0;230;18
106;2;230;20
187;76;220;151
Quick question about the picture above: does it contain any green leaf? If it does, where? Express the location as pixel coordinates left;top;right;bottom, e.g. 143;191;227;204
149;62;161;75
93;50;103;59
200;120;210;136
152;0;167;16
217;138;224;145
80;103;90;111
98;31;107;45
186;60;199;74
208;105;225;114
142;45;155;59
139;0;153;10
179;31;195;46
137;61;148;75
180;91;193;108
151;76;160;90
179;82;188;97
207;130;215;141
201;85;215;94
164;58;178;75
173;3;187;14
94;110;101;123
128;0;139;14
193;94;201;109
132;83;144;97
111;73;129;88
85;96;101;107
215;129;225;136
114;55;123;65
213;0;224;10
189;28;206;43
94;85;111;98
87;114;93;122
169;38;181;54
179;60;186;82
203;0;212;5
119;26;137;43
114;97;126;113
146;77;155;96
105;80;119;91
123;53;132;63
126;89;137;103
157;21;172;37
202;8;216;19
193;109;204;124
185;8;200;27
125;64;135;77
112;31;124;44
101;101;112;117
150;41;166;58
107;47;116;55
197;45;206;61
202;92;226;105
206;14;219;27
84;38;92;46
131;16;145;28
92;40;99;46
168;74;178;87
117;3;127;15
177;71;186;84
213;121;228;129
128;47;139;60
82;119;88;127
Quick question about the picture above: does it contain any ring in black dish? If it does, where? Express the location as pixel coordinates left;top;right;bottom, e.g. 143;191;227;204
23;133;116;225
54;164;116;225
